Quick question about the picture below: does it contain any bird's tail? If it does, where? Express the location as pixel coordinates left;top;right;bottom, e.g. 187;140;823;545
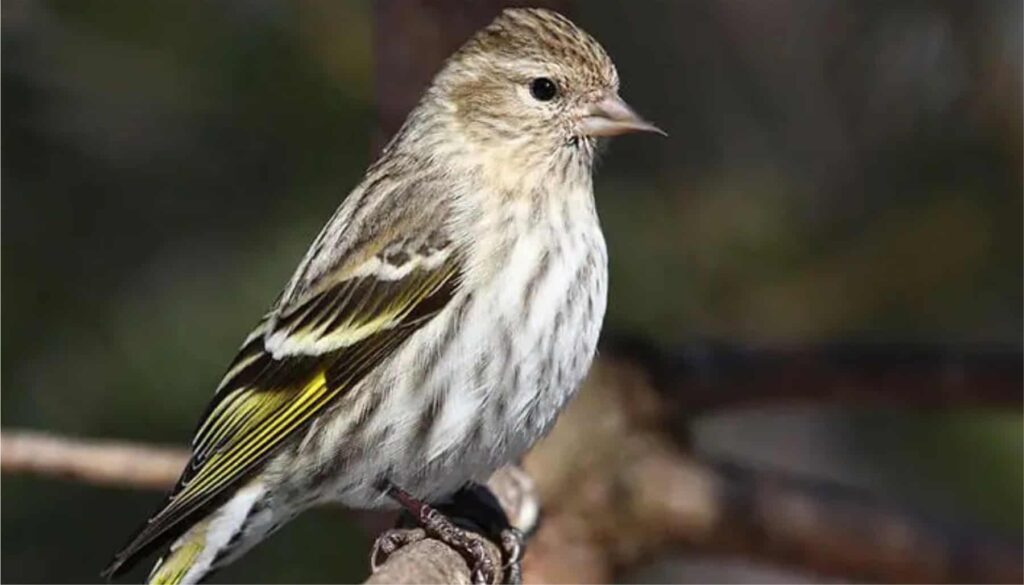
144;482;269;585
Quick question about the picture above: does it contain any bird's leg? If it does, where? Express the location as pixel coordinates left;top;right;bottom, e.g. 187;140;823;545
371;483;509;584
437;483;525;584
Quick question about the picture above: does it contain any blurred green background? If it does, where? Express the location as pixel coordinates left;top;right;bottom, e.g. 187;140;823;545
2;1;1021;582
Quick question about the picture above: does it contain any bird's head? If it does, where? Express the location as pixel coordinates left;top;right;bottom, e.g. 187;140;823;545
422;8;662;175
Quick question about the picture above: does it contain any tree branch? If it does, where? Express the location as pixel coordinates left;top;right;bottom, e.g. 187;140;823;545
364;538;489;585
528;443;1022;584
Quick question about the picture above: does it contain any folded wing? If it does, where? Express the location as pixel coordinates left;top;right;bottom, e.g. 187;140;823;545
103;234;461;578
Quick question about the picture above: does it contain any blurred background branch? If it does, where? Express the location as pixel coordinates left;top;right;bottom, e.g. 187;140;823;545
607;337;1024;416
519;354;1022;584
0;430;185;490
7;341;1016;489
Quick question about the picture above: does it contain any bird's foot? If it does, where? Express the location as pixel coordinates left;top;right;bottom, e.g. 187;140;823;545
419;505;499;585
378;483;522;584
439;481;527;583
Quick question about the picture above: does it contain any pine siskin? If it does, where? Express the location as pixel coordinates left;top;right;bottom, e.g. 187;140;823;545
103;7;662;584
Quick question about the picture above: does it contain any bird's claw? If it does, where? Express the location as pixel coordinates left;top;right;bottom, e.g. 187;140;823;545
463;534;498;585
369;527;426;572
499;527;525;584
420;508;499;584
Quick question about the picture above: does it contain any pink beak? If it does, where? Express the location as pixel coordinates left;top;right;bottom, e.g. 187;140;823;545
580;94;665;137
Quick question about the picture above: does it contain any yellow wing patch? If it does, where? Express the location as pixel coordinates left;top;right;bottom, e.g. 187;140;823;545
265;251;457;356
158;371;330;526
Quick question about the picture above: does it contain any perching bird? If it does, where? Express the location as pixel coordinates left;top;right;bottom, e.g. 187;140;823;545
103;7;662;584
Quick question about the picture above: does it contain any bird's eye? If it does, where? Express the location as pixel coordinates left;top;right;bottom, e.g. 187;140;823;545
529;77;558;102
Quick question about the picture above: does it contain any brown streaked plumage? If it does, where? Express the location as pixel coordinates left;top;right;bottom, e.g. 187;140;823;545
104;8;661;584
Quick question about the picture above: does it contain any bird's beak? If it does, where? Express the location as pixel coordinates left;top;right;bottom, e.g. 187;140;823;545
580;94;666;137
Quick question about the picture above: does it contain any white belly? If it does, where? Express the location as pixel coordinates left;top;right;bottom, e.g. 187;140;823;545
417;226;606;493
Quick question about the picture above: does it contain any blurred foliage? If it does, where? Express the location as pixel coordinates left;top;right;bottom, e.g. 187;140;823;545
2;0;1021;582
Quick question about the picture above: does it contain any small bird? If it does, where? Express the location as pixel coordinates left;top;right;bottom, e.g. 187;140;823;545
103;7;661;584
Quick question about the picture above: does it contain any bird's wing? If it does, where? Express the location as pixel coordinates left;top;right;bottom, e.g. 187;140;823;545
104;207;461;577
